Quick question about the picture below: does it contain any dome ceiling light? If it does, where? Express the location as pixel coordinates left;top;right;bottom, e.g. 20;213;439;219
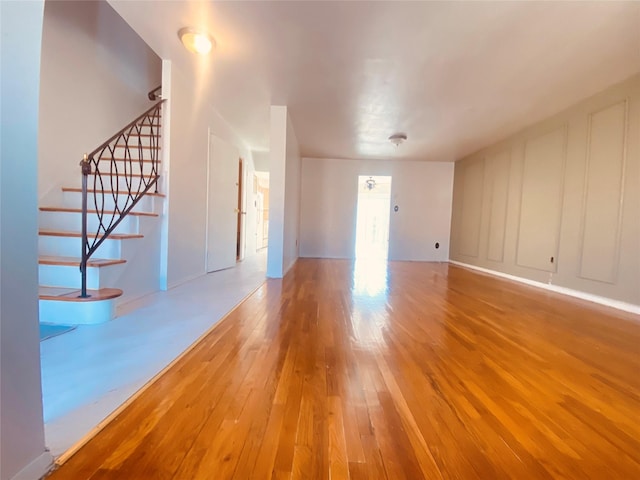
178;27;216;55
389;133;407;147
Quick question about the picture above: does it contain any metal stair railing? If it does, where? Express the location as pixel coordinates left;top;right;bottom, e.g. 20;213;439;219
79;99;165;298
148;85;162;101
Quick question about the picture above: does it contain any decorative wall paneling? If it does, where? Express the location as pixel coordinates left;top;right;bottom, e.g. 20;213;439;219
458;159;485;258
485;151;511;262
516;127;567;272
579;100;628;283
449;75;640;307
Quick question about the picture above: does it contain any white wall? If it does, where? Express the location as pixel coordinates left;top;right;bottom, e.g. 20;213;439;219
451;75;640;307
164;65;257;288
38;0;162;204
0;3;53;480
300;158;454;261
252;150;270;172
267;106;301;278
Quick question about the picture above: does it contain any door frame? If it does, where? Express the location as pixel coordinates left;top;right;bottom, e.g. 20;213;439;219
237;158;244;261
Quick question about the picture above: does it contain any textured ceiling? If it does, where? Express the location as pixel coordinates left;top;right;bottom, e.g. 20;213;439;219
110;1;640;162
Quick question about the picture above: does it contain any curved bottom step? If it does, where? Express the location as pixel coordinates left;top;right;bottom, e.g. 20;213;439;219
39;287;123;325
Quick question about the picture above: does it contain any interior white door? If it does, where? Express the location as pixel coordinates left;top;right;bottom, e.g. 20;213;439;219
207;134;239;272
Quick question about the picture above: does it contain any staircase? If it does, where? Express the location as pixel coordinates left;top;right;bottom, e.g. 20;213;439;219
39;94;165;325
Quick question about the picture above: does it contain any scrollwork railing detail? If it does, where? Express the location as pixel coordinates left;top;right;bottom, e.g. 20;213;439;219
79;100;165;297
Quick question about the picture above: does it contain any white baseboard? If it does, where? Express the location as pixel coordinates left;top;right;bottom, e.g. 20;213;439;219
449;260;640;316
10;451;53;480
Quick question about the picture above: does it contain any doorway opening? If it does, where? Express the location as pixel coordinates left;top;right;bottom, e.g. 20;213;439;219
255;171;270;251
237;158;243;260
355;175;392;260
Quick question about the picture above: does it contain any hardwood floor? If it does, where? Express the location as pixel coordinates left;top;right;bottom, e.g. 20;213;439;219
47;259;640;479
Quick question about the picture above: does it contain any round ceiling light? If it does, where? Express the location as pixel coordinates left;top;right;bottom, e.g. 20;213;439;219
389;133;407;146
178;27;215;55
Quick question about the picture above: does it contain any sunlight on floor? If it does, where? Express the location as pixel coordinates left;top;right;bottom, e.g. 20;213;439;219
350;258;391;348
353;258;389;299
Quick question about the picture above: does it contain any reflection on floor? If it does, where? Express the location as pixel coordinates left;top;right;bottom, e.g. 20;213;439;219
41;250;267;457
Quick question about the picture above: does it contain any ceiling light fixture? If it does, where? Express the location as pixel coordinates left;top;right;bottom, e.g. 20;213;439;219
178;27;215;55
389;133;407;147
365;177;376;191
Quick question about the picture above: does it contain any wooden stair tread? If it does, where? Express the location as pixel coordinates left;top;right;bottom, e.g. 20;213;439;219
39;255;126;267
40;206;158;217
39;229;143;239
39;286;123;302
61;187;165;197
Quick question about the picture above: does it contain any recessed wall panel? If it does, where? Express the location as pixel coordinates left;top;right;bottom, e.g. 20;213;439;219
579;101;627;283
486;151;510;262
458;160;484;257
516;128;566;272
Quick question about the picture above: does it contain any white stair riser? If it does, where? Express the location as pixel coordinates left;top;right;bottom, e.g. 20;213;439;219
92;136;160;154
40;211;139;234
91;160;160;177
40;298;116;325
110;131;160;143
39;263;125;290
62;190;156;213
87;175;162;192
39;235;122;259
114;137;160;147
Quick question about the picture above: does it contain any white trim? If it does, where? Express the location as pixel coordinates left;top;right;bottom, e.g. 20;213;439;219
159;59;172;291
449;260;640;316
10;451;54;480
204;126;213;274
